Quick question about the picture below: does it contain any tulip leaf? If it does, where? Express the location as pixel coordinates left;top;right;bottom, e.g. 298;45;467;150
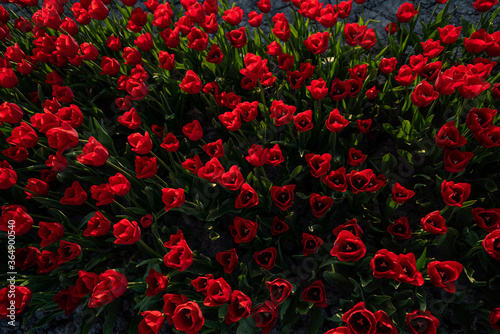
236;317;257;334
202;61;216;76
126;316;142;334
218;304;229;319
136;258;163;268
485;179;498;192
206;198;240;221
451;304;475;334
103;299;120;334
490;5;500;22
416;247;427;271
460;200;477;208
381;153;397;173
283;165;302;183
323;270;353;291
368;294;392;305
415;287;427;311
280;297;292;320
93;118;116;154
281;295;300;334
308;306;323;334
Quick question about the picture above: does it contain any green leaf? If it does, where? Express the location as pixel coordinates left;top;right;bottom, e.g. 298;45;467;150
281;295;300;334
206;198;241;221
400;34;411;54
323;270;353;291
26;311;64;334
103;300;120;334
385;196;399;216
415;287;427;311
416;247;427;271
434;1;450;25
143;186;158;209
308;306;324;334
488;275;500;290
393;290;414;311
375;46;388;61
218;304;229;319
383;123;396;135
413;109;427;132
451;304;474;334
260;176;272;191
289;23;299;44
280;297;292;320
79;211;98;229
136;258;163;268
420;20;428;37
296;300;310;315
209;230;220;241
397;149;413;164
253;27;261;49
93;118;116;154
82;308;97;334
202;61;216;75
295;192;310;200
327;312;343;323
37;83;46;104
185;259;214;275
401;119;412;136
127;316;142;334
236;317;257;334
460;200;477;208
368;294;392;305
485;179;498;192
489;5;500;22
84;255;108;271
381;153;397;172
461;15;473;36
288;165;303;180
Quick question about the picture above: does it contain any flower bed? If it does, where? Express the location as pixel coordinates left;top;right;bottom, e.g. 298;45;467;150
1;0;500;333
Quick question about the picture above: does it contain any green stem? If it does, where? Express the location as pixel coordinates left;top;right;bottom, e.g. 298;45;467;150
200;93;219;117
138;239;163;258
85;201;102;212
112;200;135;216
237;129;249;143
127;282;146;286
314;100;321;126
259;165;268;180
258;81;268;115
13;183;28;193
175;151;185;163
425;99;438;120
154;174;170;188
150;151;175;174
29;214;55;221
476;12;485;30
455;100;467;127
440;205;450;216
13;3;31;18
286;122;297;143
427;3;439;26
34;141;53;151
331;132;337;161
265;13;272;31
